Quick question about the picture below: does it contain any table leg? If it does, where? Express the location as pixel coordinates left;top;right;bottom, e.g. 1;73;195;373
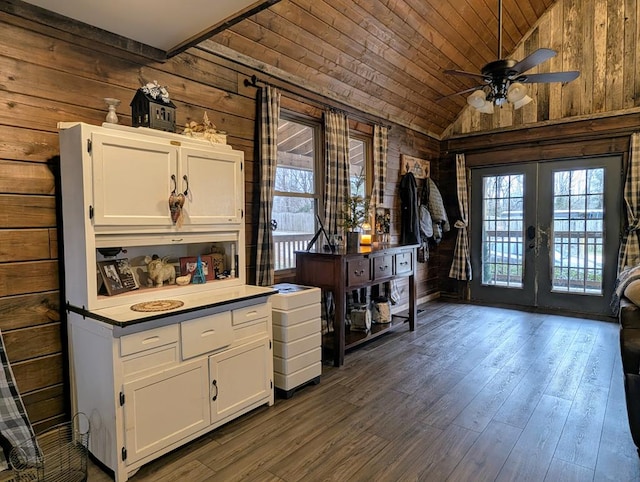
334;285;346;366
408;273;416;331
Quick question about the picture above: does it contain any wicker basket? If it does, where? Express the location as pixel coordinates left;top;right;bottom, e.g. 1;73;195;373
9;414;89;482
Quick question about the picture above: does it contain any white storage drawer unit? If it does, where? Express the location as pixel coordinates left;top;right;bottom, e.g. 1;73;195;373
271;284;322;398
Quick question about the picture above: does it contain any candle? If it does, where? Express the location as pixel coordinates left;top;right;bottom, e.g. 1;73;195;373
360;234;372;245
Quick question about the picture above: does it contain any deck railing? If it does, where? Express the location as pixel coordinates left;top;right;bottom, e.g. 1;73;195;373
273;233;314;270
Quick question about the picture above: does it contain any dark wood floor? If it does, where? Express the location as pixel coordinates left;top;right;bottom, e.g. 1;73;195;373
88;301;640;482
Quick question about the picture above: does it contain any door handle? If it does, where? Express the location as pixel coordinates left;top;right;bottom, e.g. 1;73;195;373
527;225;536;249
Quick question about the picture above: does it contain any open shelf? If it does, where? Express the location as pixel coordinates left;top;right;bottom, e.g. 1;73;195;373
321;314;410;362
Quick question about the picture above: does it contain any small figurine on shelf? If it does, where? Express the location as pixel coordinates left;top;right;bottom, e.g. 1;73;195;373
192;255;206;284
182;112;227;144
144;255;176;288
130;81;176;132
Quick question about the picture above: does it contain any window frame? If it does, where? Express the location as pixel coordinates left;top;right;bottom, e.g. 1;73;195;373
273;111;323;275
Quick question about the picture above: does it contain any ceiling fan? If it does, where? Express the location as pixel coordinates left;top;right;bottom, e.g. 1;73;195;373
443;0;579;112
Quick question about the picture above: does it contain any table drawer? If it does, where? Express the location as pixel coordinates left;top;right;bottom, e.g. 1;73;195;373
373;255;393;280
347;258;371;286
395;252;413;274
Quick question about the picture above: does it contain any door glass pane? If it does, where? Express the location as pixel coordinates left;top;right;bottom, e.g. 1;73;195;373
481;174;524;288
551;168;604;294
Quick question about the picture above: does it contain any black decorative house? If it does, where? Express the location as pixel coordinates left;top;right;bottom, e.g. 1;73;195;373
130;83;176;132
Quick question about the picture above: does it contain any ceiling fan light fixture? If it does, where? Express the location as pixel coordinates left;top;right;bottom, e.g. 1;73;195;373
507;82;533;110
467;90;495;114
467;90;487;109
477;101;495;114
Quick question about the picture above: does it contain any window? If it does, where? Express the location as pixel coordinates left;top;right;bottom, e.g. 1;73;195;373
348;134;371;233
349;136;367;197
273;115;320;271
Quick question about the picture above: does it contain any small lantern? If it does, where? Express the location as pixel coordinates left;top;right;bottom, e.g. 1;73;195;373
130;81;176;132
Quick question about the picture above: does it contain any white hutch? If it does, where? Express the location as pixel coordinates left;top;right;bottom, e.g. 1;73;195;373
58;122;275;482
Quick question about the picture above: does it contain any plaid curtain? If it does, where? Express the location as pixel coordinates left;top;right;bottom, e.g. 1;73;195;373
323;110;350;238
0;330;39;470
618;132;640;272
371;124;388;208
449;153;472;280
321;110;350;332
256;85;280;286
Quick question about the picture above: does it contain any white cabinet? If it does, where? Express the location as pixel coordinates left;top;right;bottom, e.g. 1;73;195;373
91;132;178;226
209;336;272;422
61;122;243;229
122;358;210;464
59;122;275;482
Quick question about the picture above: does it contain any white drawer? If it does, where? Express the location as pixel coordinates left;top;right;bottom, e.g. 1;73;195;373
274;347;322;374
122;344;179;381
120;324;179;357
274;332;321;358
272;317;321;343
181;312;233;359
274;363;322;391
234;319;269;345
270;284;321;310
272;304;321;326
232;303;270;326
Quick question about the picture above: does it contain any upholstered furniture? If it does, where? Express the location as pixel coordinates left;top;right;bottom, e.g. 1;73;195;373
619;293;640;456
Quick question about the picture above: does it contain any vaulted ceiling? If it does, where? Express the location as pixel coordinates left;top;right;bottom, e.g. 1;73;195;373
16;0;559;139
204;0;558;138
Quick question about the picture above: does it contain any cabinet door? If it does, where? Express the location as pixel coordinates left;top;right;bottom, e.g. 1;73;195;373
209;337;271;422
92;132;178;226
180;147;243;224
122;358;210;464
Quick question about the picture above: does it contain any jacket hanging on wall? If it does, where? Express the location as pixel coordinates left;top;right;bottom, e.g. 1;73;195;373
426;178;450;244
399;172;420;245
417;180;432;262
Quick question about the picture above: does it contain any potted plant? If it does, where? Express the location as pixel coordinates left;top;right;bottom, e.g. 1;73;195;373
341;173;371;250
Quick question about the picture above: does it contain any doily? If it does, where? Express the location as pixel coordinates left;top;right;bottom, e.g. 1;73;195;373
130;300;184;312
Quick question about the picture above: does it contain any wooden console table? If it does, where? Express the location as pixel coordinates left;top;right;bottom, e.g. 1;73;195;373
295;244;417;366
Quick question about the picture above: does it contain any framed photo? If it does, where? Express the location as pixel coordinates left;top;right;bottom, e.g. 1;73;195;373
97;258;139;296
179;255;214;281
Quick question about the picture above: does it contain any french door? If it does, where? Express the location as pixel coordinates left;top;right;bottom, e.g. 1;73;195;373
470;156;622;316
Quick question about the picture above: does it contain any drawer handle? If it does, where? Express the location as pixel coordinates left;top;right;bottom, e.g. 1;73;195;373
245;311;258;317
201;329;215;337
400;261;408;266
211;379;218;401
379;265;388;271
354;269;365;277
142;336;160;345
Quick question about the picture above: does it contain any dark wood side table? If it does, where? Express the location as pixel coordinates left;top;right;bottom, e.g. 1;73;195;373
295;244;418;366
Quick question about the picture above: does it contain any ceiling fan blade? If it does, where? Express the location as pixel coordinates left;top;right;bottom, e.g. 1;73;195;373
511;48;557;74
516;71;580;83
437;85;484;102
444;69;490;81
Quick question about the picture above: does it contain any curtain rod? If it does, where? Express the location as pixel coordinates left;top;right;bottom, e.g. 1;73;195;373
244;75;392;130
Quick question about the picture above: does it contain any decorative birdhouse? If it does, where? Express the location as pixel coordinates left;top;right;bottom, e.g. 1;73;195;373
130;81;176;132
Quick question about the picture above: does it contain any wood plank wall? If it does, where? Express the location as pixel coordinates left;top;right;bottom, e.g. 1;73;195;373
446;0;640;136
0;11;439;429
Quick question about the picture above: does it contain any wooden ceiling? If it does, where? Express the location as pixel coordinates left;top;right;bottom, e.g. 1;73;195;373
206;0;558;139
